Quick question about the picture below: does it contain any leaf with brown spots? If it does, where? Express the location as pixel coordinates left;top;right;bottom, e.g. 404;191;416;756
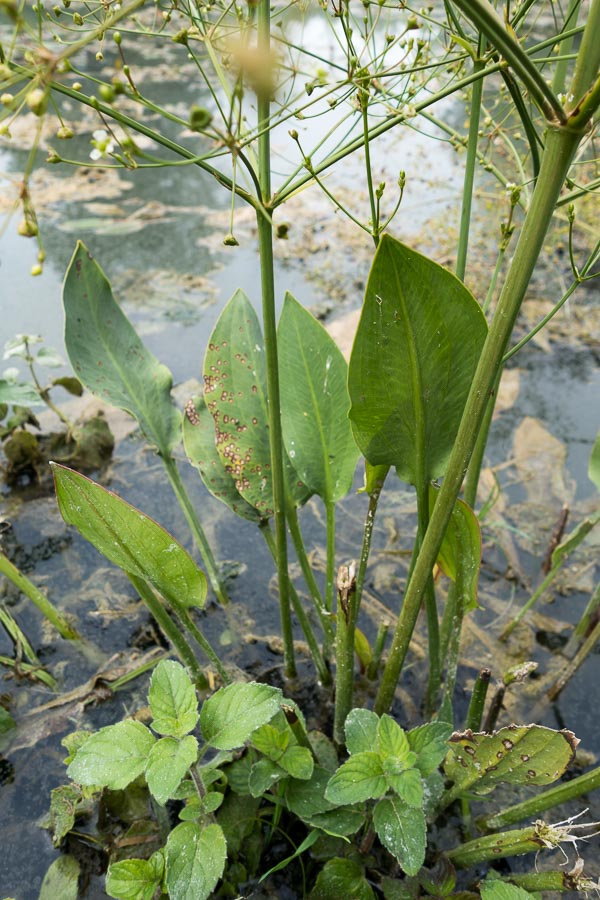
203;290;309;515
444;725;579;797
183;396;265;523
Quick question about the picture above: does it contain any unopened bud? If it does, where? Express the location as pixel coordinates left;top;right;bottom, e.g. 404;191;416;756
223;233;239;247
98;84;115;102
95;51;104;62
18;218;38;237
57;125;74;139
189;105;212;131
31;263;43;276
113;30;122;45
72;11;83;23
26;87;47;116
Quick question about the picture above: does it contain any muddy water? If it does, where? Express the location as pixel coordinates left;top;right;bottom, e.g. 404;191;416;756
1;14;600;900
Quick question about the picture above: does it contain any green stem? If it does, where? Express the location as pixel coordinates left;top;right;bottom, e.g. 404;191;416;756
366;621;389;681
463;370;501;509
333;563;356;746
374;117;588;716
450;0;566;124
478;764;600;831
162;456;229;606
565;581;600;656
0;655;57;689
416;482;440;714
500;564;559;641
178;609;231;685
261;525;330;685
127;573;204;684
445;826;543;868
438;579;463;715
547;616;600;701
255;2;295;678
0;550;80;640
324;500;336;613
464;667;491;731
497;872;597;893
361;94;379;246
567;0;600;106
455;48;485;281
285;504;333;643
552;0;582;96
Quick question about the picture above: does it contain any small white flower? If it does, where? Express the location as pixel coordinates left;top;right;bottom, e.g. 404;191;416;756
90;129;115;160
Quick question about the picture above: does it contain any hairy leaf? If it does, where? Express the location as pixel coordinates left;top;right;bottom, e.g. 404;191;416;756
106;852;164;900
145;736;198;805
165;822;226;900
325;752;387;804
67;720;155;790
200;682;282;750
373;796;426;875
148;660;199;737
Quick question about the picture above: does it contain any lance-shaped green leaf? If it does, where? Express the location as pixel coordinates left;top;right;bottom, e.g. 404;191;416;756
430;485;481;612
165;822;226;900
278;293;359;502
183;396;264;523
348;235;487;484
444;725;578;797
203;290;308;514
550;511;599;570
63;242;180;456
373;796;426;875
52;464;207;610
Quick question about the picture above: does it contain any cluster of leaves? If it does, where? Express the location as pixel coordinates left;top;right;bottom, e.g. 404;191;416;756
44;658;586;900
0;334;113;483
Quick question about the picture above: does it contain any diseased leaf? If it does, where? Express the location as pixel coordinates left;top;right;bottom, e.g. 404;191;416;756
309;858;375;899
183;396;264;523
348;235;487;484
431;485;481;612
373;796;426;875
345;708;379;756
145;735;198;806
444;725;578;796
148;660;199;738
203;290;309;514
200;682;282;750
52;464;207;610
63;242;180;455
165;822;226;900
67;720;155;790
106;852;164;900
325;752;387;804
51;375;84;396
278;293;359;502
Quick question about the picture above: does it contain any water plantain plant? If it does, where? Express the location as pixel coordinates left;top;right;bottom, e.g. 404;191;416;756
2;0;600;896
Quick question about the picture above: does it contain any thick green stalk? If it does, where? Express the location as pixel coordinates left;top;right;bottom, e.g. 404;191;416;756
565;581;600;656
450;0;565;123
0;550;80;640
255;0;295;677
463;369;501;509
374;122;587;715
445;826;543;868
567;0;600;105
127;573;204;684
162;456;229;606
333;563;356;746
324;500;336;613
455;48;485;281
497;872;598;893
464;667;491;731
178;610;231;685
479;764;600;831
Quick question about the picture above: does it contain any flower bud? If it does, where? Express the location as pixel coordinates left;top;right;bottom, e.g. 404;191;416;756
26;87;47;116
18;218;38;237
189;105;212;131
31;263;43;276
72;81;82;91
1;93;14;106
223;233;239;246
98;83;115;102
57;125;73;139
113;30;122;45
95;51;104;62
72;11;83;23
